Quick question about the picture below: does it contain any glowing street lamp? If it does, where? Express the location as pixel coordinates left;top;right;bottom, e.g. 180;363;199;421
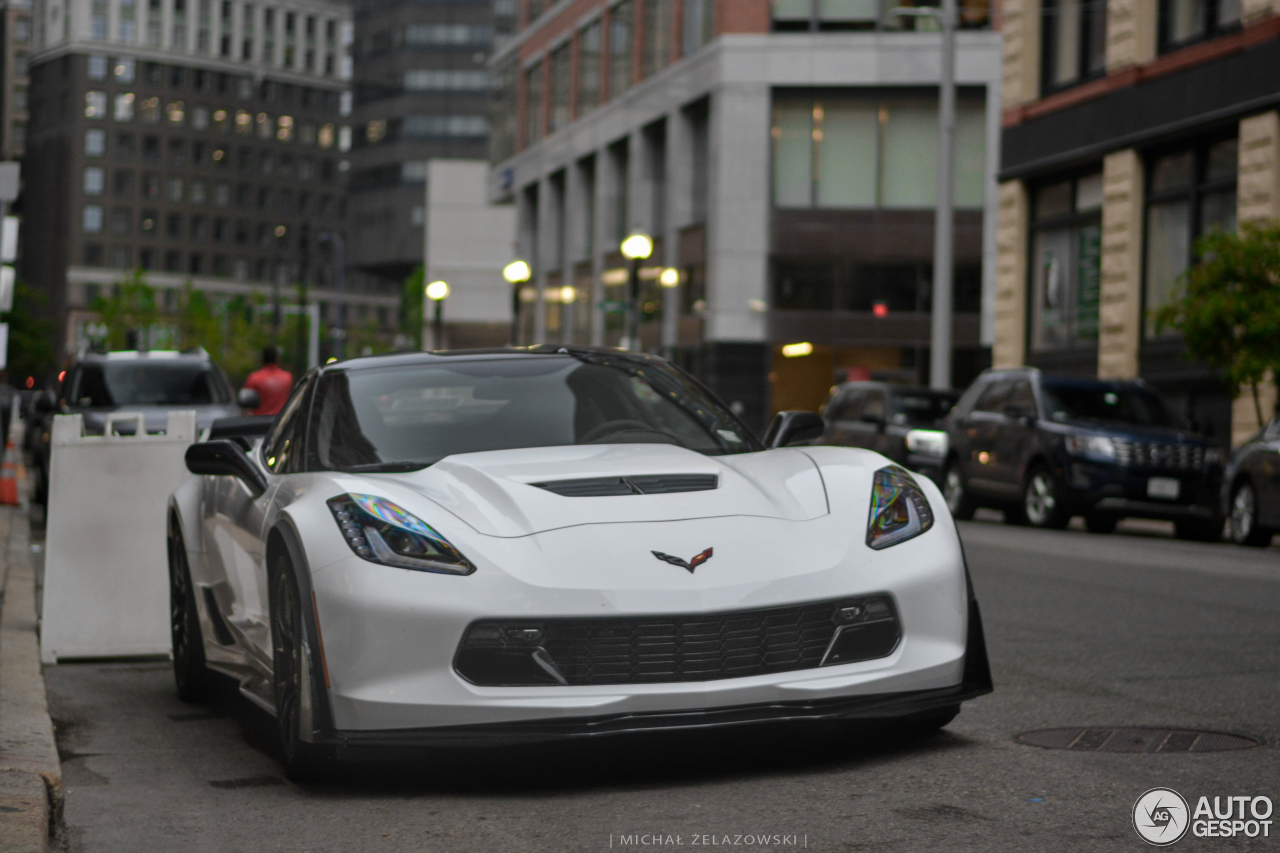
426;280;450;350
503;260;532;346
659;267;680;288
620;232;653;350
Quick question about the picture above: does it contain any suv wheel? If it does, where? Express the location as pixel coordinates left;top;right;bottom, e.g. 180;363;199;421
1229;481;1273;546
1022;466;1070;529
943;463;976;521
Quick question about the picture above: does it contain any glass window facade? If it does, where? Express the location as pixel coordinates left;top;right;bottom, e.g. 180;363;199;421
1030;173;1103;352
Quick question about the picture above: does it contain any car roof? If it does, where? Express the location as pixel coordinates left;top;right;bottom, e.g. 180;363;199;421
320;345;670;374
77;350;214;363
835;381;958;396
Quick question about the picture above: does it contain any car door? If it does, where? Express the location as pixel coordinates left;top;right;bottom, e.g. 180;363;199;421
1251;417;1280;527
202;378;308;663
993;378;1039;489
964;379;1013;497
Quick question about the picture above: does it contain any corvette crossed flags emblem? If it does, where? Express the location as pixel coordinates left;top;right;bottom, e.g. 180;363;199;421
651;547;714;574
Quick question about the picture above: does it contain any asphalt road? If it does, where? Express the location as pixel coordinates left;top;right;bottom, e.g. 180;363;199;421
42;517;1280;852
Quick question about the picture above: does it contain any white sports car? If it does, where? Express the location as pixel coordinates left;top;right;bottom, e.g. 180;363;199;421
169;347;991;778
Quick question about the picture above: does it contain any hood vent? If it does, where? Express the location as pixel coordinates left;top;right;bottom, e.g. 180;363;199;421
532;474;719;497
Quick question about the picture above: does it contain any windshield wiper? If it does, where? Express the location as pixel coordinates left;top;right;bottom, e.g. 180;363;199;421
336;461;432;473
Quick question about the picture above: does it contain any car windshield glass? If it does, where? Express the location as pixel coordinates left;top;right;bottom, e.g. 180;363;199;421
1040;380;1173;427
308;355;761;471
74;362;230;406
890;392;958;427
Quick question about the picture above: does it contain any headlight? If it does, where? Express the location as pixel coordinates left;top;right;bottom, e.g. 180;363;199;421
905;429;948;458
327;493;475;575
1064;433;1117;461
866;467;935;550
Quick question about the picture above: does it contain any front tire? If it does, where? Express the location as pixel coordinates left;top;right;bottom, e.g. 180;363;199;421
943;463;976;521
169;525;216;702
1229;481;1273;546
1022;466;1070;529
269;552;332;782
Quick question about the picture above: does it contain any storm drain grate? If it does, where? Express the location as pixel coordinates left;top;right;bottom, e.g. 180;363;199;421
1016;727;1261;753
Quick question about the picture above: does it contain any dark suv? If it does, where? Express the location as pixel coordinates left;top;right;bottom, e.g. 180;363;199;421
941;368;1225;539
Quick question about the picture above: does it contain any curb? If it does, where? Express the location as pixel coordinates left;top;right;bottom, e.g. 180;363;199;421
0;506;62;853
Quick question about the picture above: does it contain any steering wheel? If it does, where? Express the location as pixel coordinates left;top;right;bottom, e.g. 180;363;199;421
579;420;678;444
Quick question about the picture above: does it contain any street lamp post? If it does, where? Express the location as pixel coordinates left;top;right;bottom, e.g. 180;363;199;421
892;0;956;390
271;225;287;347
620;233;654;351
502;260;532;347
319;231;347;360
425;280;450;350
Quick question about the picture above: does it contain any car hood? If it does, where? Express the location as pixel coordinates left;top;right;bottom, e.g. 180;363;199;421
78;404;239;435
1047;418;1213;445
362;444;831;538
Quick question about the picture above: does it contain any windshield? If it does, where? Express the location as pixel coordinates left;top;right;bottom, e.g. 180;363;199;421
890;392;958;428
1040;380;1174;427
307;355;761;471
72;361;231;406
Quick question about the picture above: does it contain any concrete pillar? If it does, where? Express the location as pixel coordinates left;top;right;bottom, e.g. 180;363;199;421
534;174;555;344
563;161;585;344
992;180;1028;368
1105;0;1158;72
1000;0;1041;110
1098;148;1144;379
1233;110;1280;444
704;84;769;343
663;106;695;350
591;149;613;346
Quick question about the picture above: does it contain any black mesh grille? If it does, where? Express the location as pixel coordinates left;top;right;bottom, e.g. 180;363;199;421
455;596;900;687
1113;440;1205;471
532;474;718;497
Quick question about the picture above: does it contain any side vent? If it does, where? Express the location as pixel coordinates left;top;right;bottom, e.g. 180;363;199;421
201;586;237;646
532;474;718;497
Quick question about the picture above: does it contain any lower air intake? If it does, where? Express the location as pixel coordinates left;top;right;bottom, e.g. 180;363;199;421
454;595;900;687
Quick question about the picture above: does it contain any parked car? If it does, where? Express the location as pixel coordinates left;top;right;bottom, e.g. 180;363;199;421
170;346;992;779
1222;415;1280;546
819;382;959;484
941;368;1225;539
28;350;246;506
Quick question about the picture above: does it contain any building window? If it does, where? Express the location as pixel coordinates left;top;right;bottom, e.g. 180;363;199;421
1029;173;1103;351
83;205;105;233
112;207;131;234
549;43;570;133
167;177;184;203
1041;0;1107;92
115;58;136;83
578;22;601;116
683;0;714;54
402;161;428;182
85;129;107;156
84;245;105;267
609;0;634;100
403;69;489;91
85;91;108;119
524;60;544;146
643;0;672;77
1144;137;1238;337
770;0;888;31
404;24;493;47
84;167;106;195
139;97;160;124
1160;0;1241;51
114;93;135;121
111;247;131;269
88;55;108;80
771;93;987;209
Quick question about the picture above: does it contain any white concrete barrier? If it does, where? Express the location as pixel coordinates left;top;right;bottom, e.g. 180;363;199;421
40;410;196;663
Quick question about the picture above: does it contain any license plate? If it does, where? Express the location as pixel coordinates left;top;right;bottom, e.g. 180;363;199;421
1147;477;1180;500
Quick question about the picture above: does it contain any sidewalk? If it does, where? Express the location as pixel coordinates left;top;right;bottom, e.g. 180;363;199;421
0;504;62;852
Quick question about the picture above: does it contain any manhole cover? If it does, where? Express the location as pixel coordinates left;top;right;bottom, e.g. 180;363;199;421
1016;727;1261;753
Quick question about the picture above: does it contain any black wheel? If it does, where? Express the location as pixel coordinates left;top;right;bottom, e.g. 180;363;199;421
942;462;976;521
1229;481;1273;546
1022;466;1070;529
1085;513;1119;534
169;524;216;702
270;552;333;782
1174;517;1225;542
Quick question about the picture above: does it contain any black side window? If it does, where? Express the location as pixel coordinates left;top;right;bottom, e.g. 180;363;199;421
1006;380;1037;416
974;380;1013;414
262;378;311;474
830;391;864;421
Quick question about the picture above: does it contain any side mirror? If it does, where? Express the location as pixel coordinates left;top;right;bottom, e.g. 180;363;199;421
185;440;268;497
237;388;261;410
764;411;826;449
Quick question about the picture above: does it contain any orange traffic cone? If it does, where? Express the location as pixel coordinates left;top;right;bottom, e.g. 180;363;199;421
0;435;18;505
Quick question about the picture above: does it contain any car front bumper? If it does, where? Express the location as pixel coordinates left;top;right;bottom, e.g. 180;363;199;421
1062;460;1221;520
303;509;982;736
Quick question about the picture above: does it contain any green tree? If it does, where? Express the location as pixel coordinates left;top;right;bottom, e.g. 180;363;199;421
90;269;161;349
400;265;424;351
1;280;55;384
1154;221;1280;429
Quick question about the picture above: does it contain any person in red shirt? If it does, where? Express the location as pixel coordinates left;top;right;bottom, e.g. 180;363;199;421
242;347;294;416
